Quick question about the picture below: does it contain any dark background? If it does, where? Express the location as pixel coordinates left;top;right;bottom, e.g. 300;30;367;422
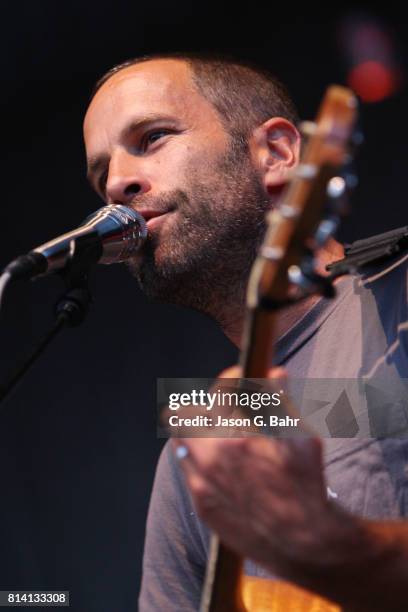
0;3;406;611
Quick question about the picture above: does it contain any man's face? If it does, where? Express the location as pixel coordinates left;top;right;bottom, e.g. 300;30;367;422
84;59;269;313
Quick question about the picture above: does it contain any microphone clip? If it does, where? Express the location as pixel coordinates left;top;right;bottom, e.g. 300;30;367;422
54;231;97;325
59;230;101;287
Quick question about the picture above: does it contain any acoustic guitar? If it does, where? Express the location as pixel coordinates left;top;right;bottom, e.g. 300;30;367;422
200;85;358;612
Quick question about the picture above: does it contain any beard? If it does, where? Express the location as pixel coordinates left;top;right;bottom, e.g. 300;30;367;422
127;143;270;322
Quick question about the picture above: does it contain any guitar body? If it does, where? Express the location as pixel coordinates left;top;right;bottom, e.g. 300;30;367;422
201;540;340;612
242;576;340;612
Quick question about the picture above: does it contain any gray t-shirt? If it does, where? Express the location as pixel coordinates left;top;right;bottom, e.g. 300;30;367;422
139;253;408;611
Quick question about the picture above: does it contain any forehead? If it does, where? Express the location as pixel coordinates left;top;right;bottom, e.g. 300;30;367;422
84;59;221;142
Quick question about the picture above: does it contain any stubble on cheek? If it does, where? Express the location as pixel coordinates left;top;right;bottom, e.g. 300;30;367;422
125;138;268;308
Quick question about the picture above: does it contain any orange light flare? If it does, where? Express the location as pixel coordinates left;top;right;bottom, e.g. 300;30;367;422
339;16;404;103
348;60;400;103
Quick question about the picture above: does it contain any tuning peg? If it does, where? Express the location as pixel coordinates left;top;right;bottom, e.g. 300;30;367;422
314;216;340;247
326;164;357;217
288;264;314;293
298;120;317;138
327;176;347;199
288;262;335;299
351;129;364;147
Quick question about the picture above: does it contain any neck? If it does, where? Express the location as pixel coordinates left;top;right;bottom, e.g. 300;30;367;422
219;239;344;349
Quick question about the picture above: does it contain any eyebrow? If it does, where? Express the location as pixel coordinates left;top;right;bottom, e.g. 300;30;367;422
86;113;179;188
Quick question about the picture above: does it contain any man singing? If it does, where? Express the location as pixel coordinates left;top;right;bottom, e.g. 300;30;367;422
84;53;408;611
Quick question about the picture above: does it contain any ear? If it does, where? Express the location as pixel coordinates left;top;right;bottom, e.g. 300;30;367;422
249;117;301;198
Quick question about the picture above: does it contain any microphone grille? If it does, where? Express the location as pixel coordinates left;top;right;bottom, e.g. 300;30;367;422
95;205;148;264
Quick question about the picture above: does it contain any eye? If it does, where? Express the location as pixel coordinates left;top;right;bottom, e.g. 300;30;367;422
142;129;170;150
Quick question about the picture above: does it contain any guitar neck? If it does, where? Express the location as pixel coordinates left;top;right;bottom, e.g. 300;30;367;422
201;307;275;612
200;536;245;612
240;307;277;378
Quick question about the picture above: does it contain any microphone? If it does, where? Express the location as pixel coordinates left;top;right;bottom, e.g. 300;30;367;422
3;205;147;281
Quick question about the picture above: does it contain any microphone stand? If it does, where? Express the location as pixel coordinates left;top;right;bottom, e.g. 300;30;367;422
0;232;99;405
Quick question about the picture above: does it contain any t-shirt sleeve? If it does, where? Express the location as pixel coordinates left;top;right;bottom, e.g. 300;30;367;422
139;441;209;611
366;252;408;373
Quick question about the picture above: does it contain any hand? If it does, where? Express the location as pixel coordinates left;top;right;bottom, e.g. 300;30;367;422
172;366;365;590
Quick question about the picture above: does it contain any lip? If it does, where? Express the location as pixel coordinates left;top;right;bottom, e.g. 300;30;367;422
136;208;175;231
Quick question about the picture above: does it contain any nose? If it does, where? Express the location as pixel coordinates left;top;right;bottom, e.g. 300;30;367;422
105;149;151;205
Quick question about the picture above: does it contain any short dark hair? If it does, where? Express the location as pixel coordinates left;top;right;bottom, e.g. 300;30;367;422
92;52;299;145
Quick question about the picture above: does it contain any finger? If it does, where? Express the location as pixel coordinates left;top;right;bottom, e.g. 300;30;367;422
173;438;248;520
171;439;201;480
171;438;195;463
281;435;323;460
274;435;324;479
171;439;226;510
267;366;287;380
172;438;221;471
172;437;244;476
217;365;242;379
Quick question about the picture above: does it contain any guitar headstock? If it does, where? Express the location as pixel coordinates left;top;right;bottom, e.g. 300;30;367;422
247;85;358;310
